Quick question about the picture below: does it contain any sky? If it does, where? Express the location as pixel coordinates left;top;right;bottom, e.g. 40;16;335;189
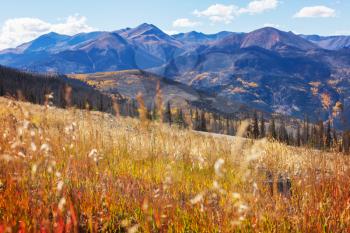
0;0;349;49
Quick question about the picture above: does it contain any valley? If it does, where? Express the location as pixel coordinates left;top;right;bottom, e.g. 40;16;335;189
1;3;350;230
1;24;350;124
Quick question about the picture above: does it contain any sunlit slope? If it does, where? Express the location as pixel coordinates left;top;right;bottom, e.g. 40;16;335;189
0;97;349;232
69;70;247;114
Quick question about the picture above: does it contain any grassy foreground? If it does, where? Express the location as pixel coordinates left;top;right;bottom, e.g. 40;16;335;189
0;97;349;232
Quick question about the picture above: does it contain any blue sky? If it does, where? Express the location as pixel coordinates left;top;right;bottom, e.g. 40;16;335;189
0;0;349;49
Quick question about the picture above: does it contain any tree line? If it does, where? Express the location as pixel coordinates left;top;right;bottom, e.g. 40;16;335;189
1;65;349;154
158;102;350;154
0;65;138;116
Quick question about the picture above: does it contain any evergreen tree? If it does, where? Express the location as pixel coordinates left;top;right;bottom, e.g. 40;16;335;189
0;79;4;96
252;111;260;139
311;125;317;147
296;124;301;147
162;101;172;124
225;117;230;135
318;121;325;150
269;118;277;139
218;115;223;134
278;120;288;143
260;113;266;138
174;108;186;128
211;113;218;133
192;109;200;130
151;105;158;121
246;123;252;138
200;111;207;132
332;129;338;146
343;130;350;154
146;108;152;120
325;120;332;149
302;116;310;145
306;117;310;143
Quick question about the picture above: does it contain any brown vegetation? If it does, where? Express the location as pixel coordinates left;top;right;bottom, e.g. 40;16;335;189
0;97;350;232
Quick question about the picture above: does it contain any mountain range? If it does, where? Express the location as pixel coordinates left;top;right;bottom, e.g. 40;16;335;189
0;23;350;124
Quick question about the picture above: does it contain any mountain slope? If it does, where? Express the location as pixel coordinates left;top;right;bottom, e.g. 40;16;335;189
1;25;350;123
69;70;248;115
0;65;124;112
117;23;185;63
241;27;318;51
0;31;165;73
301;34;350;50
173;31;234;44
161;29;350;121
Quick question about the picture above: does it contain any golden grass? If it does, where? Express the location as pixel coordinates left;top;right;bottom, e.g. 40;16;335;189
0;97;350;232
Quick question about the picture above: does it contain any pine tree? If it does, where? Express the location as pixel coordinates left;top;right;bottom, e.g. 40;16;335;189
269;118;277;139
306;117;310;143
218;115;223;134
318;121;325;150
200;111;207;132
192;109;200;130
225;117;230;135
278;120;288;143
174;108;186;128
246;123;252;138
325;120;332;149
211;113;218;133
0;79;4;96
343;131;350;154
253;111;260;139
302;116;310;145
260;113;266;138
332;129;338;146
296;124;301;147
311;125;317;147
146;108;152;120
162;101;172;124
151;105;158;121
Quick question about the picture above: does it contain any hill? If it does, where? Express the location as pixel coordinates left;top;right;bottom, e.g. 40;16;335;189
0;97;349;232
0;65;133;115
1;24;350;123
68;70;248;115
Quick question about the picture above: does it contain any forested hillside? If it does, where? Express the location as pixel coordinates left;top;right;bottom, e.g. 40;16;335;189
0;65;136;115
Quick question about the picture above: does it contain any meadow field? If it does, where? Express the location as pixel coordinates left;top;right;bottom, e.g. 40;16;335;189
0;97;349;232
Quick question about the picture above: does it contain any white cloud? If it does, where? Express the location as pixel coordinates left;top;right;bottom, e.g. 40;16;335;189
193;1;279;24
239;0;279;14
193;4;238;24
294;6;336;18
172;18;200;28
0;15;95;50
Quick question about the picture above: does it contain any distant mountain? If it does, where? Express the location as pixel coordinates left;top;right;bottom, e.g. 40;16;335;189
117;23;185;63
301;34;350;50
0;31;105;55
173;31;234;44
0;31;140;73
0;24;184;73
1;24;350;123
161;28;350;122
241;27;318;51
